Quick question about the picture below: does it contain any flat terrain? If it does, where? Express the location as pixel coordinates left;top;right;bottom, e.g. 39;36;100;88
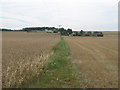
2;31;118;88
64;32;118;88
2;32;60;88
0;32;2;89
24;38;80;88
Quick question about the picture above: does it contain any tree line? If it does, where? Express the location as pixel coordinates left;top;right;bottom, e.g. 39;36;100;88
0;27;73;36
23;27;73;35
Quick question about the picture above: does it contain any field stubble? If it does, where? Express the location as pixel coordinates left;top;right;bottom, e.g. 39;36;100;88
0;32;2;89
64;32;118;88
2;32;60;88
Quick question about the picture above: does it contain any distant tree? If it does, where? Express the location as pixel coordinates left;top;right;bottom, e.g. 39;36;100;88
67;28;73;34
80;30;84;34
80;30;84;36
22;27;56;32
22;26;73;36
53;30;58;33
1;28;13;31
59;28;68;35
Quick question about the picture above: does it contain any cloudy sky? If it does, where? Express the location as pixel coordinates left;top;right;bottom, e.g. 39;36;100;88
0;0;119;31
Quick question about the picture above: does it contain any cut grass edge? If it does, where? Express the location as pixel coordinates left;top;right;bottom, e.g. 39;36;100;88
20;37;80;88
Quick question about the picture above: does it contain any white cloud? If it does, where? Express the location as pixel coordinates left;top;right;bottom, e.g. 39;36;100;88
0;0;119;30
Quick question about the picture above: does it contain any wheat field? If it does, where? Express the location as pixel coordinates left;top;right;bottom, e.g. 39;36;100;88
2;32;60;88
64;31;118;88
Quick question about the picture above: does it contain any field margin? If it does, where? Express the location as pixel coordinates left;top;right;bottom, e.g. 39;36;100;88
21;37;80;88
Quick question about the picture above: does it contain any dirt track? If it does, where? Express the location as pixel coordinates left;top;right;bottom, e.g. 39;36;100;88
64;36;118;88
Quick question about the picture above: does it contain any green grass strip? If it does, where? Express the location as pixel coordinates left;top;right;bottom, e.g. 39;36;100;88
22;37;80;88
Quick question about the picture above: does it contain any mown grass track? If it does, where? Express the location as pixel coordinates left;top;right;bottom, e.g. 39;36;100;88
21;37;80;88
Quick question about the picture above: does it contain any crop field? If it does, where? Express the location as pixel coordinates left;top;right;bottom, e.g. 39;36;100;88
2;31;118;88
2;32;60;88
0;32;2;89
64;31;118;88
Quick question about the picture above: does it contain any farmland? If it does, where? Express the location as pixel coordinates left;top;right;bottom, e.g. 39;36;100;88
2;32;60;88
2;31;118;88
64;31;118;88
0;32;2;89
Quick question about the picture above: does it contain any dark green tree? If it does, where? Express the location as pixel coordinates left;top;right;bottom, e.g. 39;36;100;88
59;28;68;35
80;30;84;36
67;28;73;34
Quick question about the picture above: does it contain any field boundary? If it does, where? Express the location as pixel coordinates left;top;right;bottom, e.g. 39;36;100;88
21;37;80;88
2;33;61;88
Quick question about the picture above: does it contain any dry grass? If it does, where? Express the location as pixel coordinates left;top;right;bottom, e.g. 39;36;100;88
2;32;60;88
64;31;118;88
0;32;2;89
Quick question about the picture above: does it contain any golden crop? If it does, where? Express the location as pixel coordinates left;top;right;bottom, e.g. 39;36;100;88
64;32;118;88
2;32;60;88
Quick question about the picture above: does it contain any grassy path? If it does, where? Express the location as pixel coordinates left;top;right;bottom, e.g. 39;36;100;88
21;37;80;88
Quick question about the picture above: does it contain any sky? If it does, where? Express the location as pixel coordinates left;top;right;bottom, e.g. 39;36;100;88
0;0;119;31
